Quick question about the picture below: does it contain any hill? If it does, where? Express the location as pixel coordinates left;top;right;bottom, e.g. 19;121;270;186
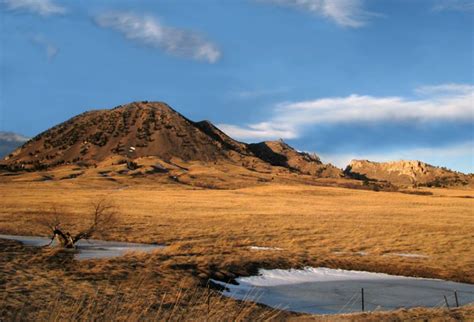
3;102;233;168
248;140;341;178
345;159;473;187
0;101;343;182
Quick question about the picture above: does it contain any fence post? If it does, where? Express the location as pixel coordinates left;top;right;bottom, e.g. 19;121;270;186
454;291;459;307
361;288;365;312
444;295;450;309
207;287;210;321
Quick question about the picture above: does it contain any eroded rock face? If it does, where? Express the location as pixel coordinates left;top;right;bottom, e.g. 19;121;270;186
345;160;473;187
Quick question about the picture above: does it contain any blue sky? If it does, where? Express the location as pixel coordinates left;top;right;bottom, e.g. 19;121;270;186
0;0;473;172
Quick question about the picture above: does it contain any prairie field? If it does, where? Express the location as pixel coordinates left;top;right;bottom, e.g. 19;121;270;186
1;178;473;320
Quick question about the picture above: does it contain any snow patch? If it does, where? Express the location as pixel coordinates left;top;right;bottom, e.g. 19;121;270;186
385;253;429;258
333;251;368;256
230;267;413;287
249;246;282;251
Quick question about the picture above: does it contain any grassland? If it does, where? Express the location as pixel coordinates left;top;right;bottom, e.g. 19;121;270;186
1;176;473;320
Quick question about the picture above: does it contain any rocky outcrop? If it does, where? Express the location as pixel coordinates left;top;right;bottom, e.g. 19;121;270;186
345;160;473;187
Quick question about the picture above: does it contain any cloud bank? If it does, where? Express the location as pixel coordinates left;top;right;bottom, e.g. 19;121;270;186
257;0;378;27
94;12;221;63
1;0;66;16
220;84;474;141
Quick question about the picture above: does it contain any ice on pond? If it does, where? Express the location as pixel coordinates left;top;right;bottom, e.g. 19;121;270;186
0;234;163;260
213;267;474;315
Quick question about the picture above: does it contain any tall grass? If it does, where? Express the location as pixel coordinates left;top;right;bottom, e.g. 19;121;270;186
7;285;283;321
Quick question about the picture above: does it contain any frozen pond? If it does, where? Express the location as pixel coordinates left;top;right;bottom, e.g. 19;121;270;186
0;234;163;260
213;267;474;314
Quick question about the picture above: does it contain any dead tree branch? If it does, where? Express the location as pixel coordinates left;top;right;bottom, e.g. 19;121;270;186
73;199;117;243
37;199;117;248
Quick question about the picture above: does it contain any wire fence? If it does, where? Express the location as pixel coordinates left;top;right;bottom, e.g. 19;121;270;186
222;283;474;315
292;288;474;313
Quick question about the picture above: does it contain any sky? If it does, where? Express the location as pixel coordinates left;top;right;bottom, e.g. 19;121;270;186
0;0;473;172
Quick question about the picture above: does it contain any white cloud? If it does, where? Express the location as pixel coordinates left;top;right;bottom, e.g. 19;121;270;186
433;0;474;12
31;34;59;60
217;123;297;140
257;0;379;27
2;0;66;16
219;83;474;141
94;12;221;63
319;141;474;172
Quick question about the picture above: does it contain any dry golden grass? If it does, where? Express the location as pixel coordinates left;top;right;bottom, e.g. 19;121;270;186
292;305;474;321
0;177;473;320
0;239;289;321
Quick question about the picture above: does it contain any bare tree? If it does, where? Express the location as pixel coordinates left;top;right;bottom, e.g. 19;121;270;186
38;199;117;248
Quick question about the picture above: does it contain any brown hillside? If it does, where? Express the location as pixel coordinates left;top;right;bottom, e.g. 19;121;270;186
345;159;473;187
249;140;342;178
4;102;233;169
194;120;249;155
1;101;342;180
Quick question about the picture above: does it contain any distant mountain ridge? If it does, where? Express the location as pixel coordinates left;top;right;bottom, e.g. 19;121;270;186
0;131;29;159
1;101;471;188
